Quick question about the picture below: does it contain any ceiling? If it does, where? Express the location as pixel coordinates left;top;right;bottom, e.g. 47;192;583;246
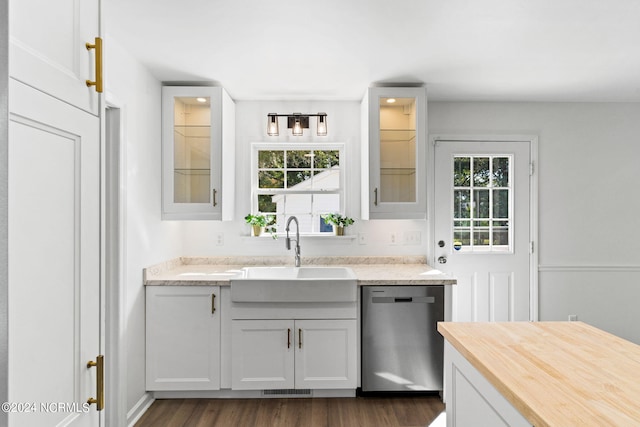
105;0;640;102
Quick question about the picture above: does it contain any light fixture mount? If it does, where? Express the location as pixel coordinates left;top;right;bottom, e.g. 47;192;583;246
266;112;328;136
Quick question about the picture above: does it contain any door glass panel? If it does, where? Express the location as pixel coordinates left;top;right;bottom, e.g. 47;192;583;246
473;157;490;187
173;96;211;203
379;97;416;203
453;155;512;252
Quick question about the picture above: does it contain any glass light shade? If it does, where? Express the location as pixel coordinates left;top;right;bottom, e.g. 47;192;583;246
267;114;279;136
292;117;303;136
316;114;327;136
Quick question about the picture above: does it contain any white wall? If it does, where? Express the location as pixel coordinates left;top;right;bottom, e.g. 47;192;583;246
429;102;640;344
105;37;184;417
181;100;429;257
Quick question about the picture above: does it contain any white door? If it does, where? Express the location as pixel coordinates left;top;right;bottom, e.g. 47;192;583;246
434;138;534;322
295;319;357;389
8;79;101;426
231;320;294;390
146;286;221;391
9;0;100;115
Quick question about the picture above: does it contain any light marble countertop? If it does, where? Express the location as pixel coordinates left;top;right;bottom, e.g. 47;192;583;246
144;256;457;286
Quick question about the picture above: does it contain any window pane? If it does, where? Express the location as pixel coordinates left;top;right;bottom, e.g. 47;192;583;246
473;157;490;187
286;170;312;188
287;150;312;168
259;171;284;188
454;190;471;219
283;194;312;214
312;169;340;190
258;150;284;168
454;220;470;227
454;157;471;187
454;230;470;247
474;230;490;246
492;157;509;187
493;221;509;245
493;189;509;218
474;189;490;218
313;194;340;214
258;195;276;213
314;150;339;169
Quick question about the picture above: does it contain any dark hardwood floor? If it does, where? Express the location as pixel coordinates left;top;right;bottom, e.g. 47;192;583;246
135;396;445;427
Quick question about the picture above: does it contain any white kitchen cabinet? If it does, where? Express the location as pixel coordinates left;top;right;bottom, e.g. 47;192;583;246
161;86;235;220
361;87;427;219
146;286;221;391
231;319;357;390
9;0;101;115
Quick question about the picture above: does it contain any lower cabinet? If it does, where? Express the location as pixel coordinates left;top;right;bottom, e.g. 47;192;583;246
146;286;221;391
231;319;357;390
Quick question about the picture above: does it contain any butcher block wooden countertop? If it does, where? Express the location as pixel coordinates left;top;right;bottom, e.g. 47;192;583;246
438;321;640;427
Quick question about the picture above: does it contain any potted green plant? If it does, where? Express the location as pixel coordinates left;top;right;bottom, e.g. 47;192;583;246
244;214;277;239
322;213;355;236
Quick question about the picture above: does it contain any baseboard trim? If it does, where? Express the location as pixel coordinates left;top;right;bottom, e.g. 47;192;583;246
127;392;155;427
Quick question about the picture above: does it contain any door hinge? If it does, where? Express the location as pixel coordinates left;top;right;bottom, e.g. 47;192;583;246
529;162;534;176
529;241;534;254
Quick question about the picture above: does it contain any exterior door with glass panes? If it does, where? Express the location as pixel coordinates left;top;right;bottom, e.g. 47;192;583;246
434;139;533;322
253;143;344;235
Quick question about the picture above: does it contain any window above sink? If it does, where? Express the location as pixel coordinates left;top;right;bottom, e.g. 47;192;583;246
251;142;346;235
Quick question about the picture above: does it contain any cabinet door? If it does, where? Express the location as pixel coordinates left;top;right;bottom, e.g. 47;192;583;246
9;0;100;115
362;87;427;219
146;286;221;391
161;86;235;220
295;319;357;389
9;78;100;427
231;320;294;390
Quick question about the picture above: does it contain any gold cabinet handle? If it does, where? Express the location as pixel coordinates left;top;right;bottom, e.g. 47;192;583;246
287;328;291;349
374;188;378;206
211;293;216;314
212;189;218;207
86;355;104;411
85;37;103;93
298;328;302;349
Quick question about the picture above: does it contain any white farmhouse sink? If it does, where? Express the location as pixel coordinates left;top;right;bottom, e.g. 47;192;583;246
231;266;357;303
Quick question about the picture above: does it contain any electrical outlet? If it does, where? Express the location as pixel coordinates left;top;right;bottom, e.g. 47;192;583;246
389;232;398;245
404;230;422;245
214;232;224;246
358;233;368;245
568;314;578;321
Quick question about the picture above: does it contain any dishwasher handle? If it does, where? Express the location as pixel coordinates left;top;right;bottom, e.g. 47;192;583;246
372;296;436;304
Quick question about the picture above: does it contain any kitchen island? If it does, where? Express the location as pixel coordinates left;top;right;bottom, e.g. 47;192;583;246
438;321;640;427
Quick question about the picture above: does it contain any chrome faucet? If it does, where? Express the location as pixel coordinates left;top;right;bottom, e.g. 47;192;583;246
285;216;301;267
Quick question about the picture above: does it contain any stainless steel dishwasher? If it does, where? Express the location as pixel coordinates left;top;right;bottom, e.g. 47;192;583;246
361;286;444;392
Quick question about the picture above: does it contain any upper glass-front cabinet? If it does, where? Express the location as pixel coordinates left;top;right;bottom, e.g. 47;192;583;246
162;86;235;220
362;87;427;219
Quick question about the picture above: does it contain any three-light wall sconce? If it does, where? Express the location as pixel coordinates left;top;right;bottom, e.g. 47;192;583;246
267;113;327;136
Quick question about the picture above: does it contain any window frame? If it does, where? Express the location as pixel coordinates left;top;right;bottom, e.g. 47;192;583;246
250;142;346;235
452;153;514;254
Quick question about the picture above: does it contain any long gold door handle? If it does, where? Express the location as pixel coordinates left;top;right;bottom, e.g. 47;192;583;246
374;188;378;206
211;293;216;314
212;189;218;207
87;355;104;411
298;328;302;349
85;37;103;93
287;328;291;349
